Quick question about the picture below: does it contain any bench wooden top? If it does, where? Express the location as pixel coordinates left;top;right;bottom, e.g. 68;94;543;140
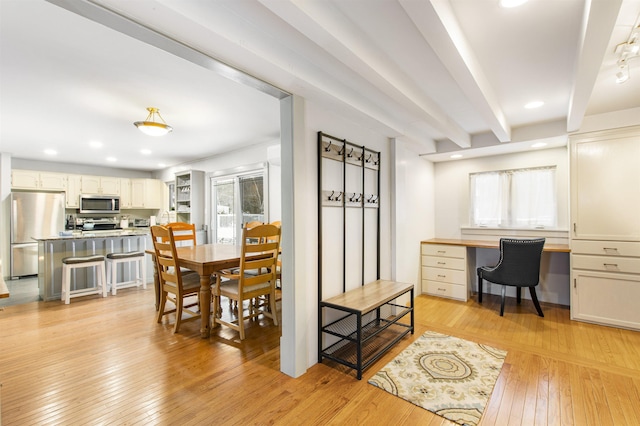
321;279;413;314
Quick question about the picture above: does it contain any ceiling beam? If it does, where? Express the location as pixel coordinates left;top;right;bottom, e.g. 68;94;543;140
401;0;511;143
260;0;471;148
567;0;623;132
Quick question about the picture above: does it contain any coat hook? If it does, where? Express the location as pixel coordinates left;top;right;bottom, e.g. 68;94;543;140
324;141;332;152
328;190;335;201
347;147;354;158
365;153;372;163
336;191;343;201
338;145;345;155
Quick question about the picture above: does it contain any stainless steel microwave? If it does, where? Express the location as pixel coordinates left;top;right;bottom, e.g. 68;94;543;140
79;195;120;214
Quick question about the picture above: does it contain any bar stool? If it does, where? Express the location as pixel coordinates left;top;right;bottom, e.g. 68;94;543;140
106;251;146;295
61;254;107;304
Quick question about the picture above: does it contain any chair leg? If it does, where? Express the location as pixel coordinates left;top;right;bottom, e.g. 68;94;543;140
500;286;506;316
238;298;245;340
516;287;522;304
157;291;167;324
478;274;483;303
529;287;544;317
173;296;183;334
269;289;279;326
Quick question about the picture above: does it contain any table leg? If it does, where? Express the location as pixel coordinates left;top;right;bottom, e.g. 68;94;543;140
199;274;211;338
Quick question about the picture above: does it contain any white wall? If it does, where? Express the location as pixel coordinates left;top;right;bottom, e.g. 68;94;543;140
433;146;571;305
391;139;435;291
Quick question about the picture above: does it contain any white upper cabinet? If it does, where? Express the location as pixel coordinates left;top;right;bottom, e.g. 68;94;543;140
129;178;163;209
119;178;132;208
12;170;66;191
570;126;640;242
81;176;120;195
66;174;82;208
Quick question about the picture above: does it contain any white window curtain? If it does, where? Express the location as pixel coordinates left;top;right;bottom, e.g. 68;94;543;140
469;166;557;228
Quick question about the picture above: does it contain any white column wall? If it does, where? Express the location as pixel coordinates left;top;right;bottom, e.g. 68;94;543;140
390;139;435;290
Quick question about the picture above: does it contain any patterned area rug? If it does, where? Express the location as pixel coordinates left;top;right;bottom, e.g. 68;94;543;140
368;331;507;426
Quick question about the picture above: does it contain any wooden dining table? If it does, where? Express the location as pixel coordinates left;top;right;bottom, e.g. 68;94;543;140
147;243;267;338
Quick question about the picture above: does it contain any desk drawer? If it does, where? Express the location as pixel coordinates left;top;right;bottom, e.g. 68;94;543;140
423;267;467;285
421;244;466;258
572;255;640;274
422;255;466;270
422;280;468;300
571;240;640;257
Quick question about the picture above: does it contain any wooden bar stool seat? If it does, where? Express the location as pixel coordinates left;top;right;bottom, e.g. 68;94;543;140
61;254;107;304
106;251;146;295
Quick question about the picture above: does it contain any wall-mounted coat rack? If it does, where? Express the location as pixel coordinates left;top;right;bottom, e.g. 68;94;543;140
317;131;381;297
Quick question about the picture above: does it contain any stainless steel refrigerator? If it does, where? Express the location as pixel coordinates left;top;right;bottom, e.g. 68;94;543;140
10;191;65;278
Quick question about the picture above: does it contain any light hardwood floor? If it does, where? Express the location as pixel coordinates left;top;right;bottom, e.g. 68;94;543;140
1;286;639;425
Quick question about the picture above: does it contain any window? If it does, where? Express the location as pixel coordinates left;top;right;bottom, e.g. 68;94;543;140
211;170;265;244
469;166;557;228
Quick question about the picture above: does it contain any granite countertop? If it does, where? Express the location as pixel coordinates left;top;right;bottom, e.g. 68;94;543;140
34;228;150;241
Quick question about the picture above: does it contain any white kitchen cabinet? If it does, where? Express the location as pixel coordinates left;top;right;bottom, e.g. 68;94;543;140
570;127;640;241
175;170;204;229
421;243;472;301
66;174;82;208
119;178;132;208
81;175;120;195
130;178;163;209
12;170;66;191
570;126;640;330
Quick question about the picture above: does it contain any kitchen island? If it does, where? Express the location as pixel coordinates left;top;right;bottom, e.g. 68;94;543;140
34;230;150;301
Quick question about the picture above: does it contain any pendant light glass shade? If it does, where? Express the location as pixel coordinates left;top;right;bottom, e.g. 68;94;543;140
134;107;173;136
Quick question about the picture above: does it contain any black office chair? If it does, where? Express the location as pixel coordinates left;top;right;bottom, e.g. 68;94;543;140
477;238;545;317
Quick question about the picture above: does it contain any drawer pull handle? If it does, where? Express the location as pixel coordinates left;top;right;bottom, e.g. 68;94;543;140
437;261;446;265
437;274;446;278
437;288;447;292
603;263;619;269
603;247;619;253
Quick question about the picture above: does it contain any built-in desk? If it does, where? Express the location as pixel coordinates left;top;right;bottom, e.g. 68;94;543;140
423;238;570;253
420;238;570;302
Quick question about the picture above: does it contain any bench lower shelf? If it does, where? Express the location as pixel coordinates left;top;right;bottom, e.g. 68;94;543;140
319;280;414;379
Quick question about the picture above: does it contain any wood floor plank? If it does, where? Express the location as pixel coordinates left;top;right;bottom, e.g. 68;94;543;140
1;289;639;424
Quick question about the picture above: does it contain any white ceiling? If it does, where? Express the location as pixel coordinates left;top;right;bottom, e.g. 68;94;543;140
1;0;639;171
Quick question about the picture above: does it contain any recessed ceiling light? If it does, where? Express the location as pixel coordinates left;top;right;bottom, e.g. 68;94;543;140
140;149;152;155
524;100;544;109
158;163;166;168
106;157;117;162
44;149;57;155
499;0;528;7
532;142;547;148
450;154;463;159
89;141;103;149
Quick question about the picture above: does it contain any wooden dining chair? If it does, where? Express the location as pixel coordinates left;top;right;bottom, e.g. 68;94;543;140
270;221;282;291
212;223;281;340
164;222;197;246
150;225;202;333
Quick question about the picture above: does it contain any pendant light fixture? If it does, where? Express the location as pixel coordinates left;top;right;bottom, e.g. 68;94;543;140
134;107;173;136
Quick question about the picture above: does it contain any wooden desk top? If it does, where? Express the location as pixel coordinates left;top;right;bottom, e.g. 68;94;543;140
422;238;570;253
